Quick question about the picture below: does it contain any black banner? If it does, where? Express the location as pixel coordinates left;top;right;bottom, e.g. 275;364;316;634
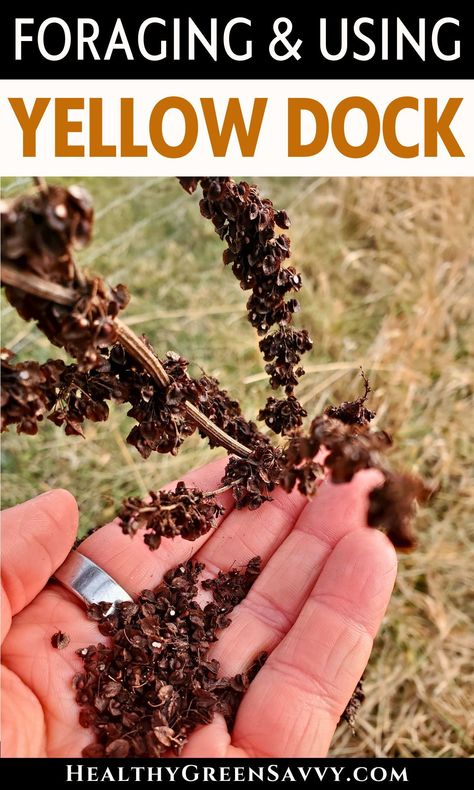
2;7;473;80
0;758;472;787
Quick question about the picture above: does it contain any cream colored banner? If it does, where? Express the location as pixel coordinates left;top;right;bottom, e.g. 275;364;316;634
0;80;472;175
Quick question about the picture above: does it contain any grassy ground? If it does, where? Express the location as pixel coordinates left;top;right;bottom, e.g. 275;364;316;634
1;176;473;757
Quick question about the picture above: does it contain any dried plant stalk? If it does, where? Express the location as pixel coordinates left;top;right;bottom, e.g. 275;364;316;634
1;178;431;553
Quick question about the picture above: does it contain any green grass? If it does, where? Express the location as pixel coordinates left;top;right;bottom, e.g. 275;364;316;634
2;176;473;756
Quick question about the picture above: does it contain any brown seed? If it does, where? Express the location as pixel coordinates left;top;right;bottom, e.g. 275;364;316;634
153;726;175;747
105;738;130;758
51;630;70;650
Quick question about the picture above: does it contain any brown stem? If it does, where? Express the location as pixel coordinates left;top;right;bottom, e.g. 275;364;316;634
1;264;76;305
181;401;250;458
204;479;243;497
115;319;170;388
0;263;251;459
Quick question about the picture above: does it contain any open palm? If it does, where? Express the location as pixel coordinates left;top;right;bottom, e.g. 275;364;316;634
1;457;396;758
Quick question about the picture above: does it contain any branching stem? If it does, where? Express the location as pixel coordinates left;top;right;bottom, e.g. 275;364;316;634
0;263;251;459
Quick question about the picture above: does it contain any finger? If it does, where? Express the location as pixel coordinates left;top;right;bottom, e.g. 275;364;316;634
78;456;233;596
195;473;310;575
232;528;397;757
180;714;236;758
206;469;384;674
1;490;78;639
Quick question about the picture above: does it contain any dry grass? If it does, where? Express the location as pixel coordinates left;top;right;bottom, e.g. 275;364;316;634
1;176;473;757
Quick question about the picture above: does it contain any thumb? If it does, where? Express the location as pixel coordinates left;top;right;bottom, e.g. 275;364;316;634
1;489;78;641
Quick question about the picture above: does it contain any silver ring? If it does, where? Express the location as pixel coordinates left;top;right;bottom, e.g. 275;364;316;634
54;551;133;614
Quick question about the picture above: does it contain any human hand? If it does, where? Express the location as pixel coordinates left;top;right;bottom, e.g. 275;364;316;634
1;457;396;757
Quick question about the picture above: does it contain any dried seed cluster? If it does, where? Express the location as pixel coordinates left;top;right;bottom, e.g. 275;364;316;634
1;349;64;435
1;186;130;371
178;177;312;436
258;394;308;436
367;473;431;551
117;482;224;551
223;443;284;510
282;407;431;550
75;558;265;757
109;344;196;457
325;371;375;426
1;347;127;439
48;354;122;437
